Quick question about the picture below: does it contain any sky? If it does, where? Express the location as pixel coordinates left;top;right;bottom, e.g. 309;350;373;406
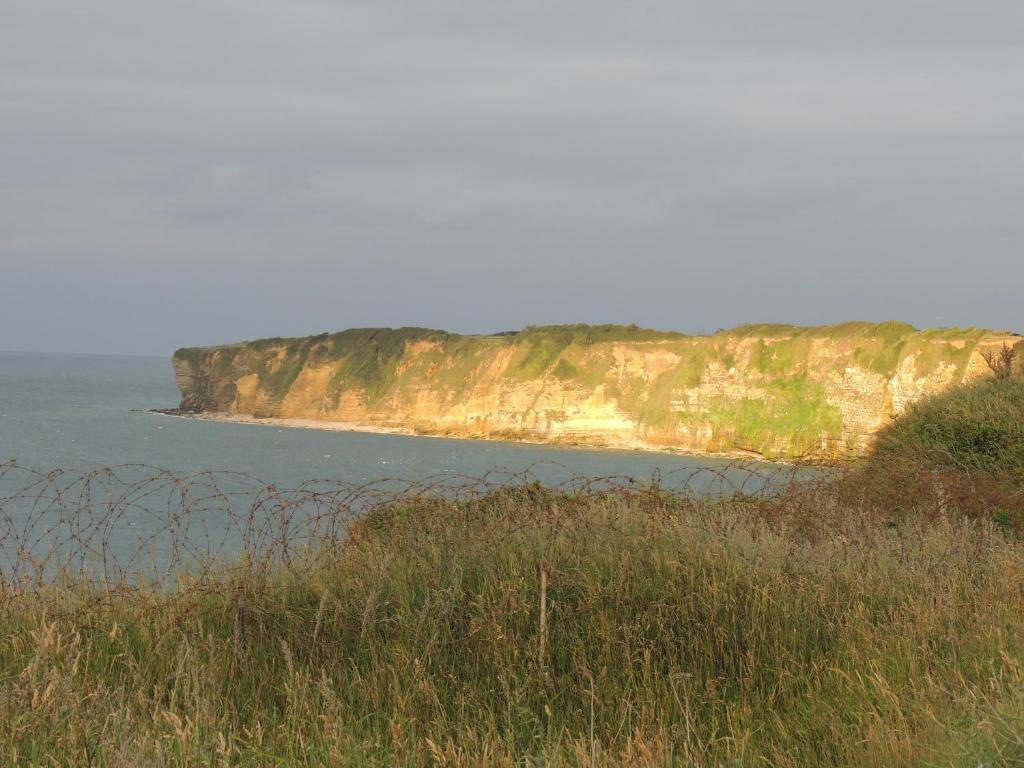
2;1;1022;355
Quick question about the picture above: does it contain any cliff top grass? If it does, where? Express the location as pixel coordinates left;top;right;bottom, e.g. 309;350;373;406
171;323;685;362
725;320;913;339
174;320;1014;362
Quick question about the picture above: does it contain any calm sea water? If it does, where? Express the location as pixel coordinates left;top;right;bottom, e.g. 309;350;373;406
0;352;778;574
0;351;759;488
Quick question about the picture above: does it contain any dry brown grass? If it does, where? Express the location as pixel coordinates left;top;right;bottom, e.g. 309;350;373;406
1;466;1023;766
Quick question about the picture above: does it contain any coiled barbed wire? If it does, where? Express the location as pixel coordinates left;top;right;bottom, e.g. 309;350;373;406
0;459;818;592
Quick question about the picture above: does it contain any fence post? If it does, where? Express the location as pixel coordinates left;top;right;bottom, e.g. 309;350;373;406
539;566;549;672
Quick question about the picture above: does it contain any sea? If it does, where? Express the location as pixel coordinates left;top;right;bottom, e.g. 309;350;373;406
0;351;781;575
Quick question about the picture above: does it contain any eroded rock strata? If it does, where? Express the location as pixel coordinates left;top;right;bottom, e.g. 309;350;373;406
172;323;1021;459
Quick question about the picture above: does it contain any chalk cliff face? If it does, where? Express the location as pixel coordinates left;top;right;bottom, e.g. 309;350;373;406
172;323;1021;459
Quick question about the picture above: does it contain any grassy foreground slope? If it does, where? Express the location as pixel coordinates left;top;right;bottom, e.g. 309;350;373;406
3;486;1024;766
173;322;1022;459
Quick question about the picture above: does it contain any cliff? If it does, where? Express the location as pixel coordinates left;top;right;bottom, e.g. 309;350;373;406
172;322;1021;459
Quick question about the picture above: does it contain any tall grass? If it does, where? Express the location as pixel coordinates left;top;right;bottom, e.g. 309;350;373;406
3;481;1024;766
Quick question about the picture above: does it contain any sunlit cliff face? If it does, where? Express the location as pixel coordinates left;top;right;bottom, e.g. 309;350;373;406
173;323;1021;460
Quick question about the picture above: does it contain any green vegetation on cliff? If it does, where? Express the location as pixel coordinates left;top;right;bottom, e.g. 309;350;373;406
173;322;1020;459
697;376;844;457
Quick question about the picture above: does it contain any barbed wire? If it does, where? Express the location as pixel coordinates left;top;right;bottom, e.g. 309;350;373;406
0;459;817;593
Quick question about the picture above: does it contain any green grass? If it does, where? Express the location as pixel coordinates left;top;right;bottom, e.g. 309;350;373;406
322;328;449;405
389;335;502;404
552;358;583;381
501;325;684;383
4;481;1024;766
870;375;1024;479
724;320;917;340
504;326;639;381
684;376;844;458
724;322;982;379
750;337;811;375
514;324;690;344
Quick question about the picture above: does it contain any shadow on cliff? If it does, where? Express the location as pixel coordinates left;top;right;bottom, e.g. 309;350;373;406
817;360;1024;530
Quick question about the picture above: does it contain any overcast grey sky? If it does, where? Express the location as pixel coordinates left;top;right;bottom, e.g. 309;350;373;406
2;1;1022;355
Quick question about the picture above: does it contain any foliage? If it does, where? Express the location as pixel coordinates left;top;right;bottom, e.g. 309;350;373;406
725;320;917;340
868;375;1024;480
552;358;583;381
516;324;689;344
5;480;1024;765
682;377;844;458
322;328;449;403
984;343;1021;379
501;325;680;381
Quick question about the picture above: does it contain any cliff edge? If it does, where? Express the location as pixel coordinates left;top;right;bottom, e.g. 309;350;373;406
171;322;1021;459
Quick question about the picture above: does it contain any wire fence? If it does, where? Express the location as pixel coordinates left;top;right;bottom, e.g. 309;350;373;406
0;459;817;592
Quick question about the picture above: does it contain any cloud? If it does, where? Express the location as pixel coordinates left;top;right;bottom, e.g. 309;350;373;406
1;1;1023;353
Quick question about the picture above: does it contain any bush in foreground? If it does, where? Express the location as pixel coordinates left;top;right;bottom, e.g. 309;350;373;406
2;484;1024;766
870;375;1024;479
836;376;1024;531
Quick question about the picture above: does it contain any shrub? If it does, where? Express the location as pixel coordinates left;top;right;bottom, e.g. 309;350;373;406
843;376;1024;527
983;342;1020;379
869;376;1024;479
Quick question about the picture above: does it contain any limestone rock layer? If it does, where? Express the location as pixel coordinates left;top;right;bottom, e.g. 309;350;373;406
172;322;1021;459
